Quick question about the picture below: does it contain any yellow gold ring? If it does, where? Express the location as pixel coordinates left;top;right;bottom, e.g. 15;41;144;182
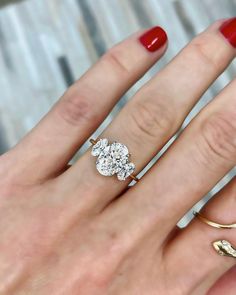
193;211;236;229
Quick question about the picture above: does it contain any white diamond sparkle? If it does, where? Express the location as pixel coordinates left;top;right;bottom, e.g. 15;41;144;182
91;138;135;181
91;138;108;156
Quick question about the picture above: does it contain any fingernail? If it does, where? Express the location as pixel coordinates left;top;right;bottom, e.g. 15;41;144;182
219;17;236;48
139;26;167;52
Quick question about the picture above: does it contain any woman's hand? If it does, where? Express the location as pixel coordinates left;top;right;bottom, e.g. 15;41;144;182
0;19;236;295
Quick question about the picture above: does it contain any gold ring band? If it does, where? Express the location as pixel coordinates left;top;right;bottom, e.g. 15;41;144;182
193;211;236;229
129;174;139;182
90;139;98;145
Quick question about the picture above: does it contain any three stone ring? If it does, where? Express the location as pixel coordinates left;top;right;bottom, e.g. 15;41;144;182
90;138;139;182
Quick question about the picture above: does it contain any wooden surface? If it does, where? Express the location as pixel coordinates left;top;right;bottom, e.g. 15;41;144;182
0;0;235;224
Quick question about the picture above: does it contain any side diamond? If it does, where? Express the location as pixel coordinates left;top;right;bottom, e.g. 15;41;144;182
91;138;108;156
117;162;135;181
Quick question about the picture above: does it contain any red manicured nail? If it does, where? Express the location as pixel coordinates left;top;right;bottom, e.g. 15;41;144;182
220;17;236;48
139;26;167;52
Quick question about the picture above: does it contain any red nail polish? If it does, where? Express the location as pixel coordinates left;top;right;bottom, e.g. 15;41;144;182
220;17;236;48
139;26;167;52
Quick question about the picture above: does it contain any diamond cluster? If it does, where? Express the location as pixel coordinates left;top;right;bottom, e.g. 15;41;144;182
91;138;135;181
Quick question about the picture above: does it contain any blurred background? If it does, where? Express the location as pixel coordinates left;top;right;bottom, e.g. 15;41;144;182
0;0;235;224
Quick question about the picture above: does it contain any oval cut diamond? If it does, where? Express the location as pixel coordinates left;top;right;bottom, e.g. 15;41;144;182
110;142;129;159
96;153;116;176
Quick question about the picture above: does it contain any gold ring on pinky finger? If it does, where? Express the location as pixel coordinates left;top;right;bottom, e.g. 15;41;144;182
193;212;236;259
193;211;236;229
90;138;139;182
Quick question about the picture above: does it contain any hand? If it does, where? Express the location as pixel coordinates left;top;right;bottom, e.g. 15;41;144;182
0;19;236;295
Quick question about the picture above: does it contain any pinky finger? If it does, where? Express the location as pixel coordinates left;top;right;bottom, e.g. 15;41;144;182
164;178;236;295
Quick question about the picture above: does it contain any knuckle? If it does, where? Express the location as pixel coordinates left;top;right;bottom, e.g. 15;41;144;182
57;88;96;126
87;270;111;290
103;46;130;75
198;111;236;165
129;98;175;142
83;229;126;289
188;35;220;70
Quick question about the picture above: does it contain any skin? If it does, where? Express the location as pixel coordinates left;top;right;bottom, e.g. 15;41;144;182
0;19;236;294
